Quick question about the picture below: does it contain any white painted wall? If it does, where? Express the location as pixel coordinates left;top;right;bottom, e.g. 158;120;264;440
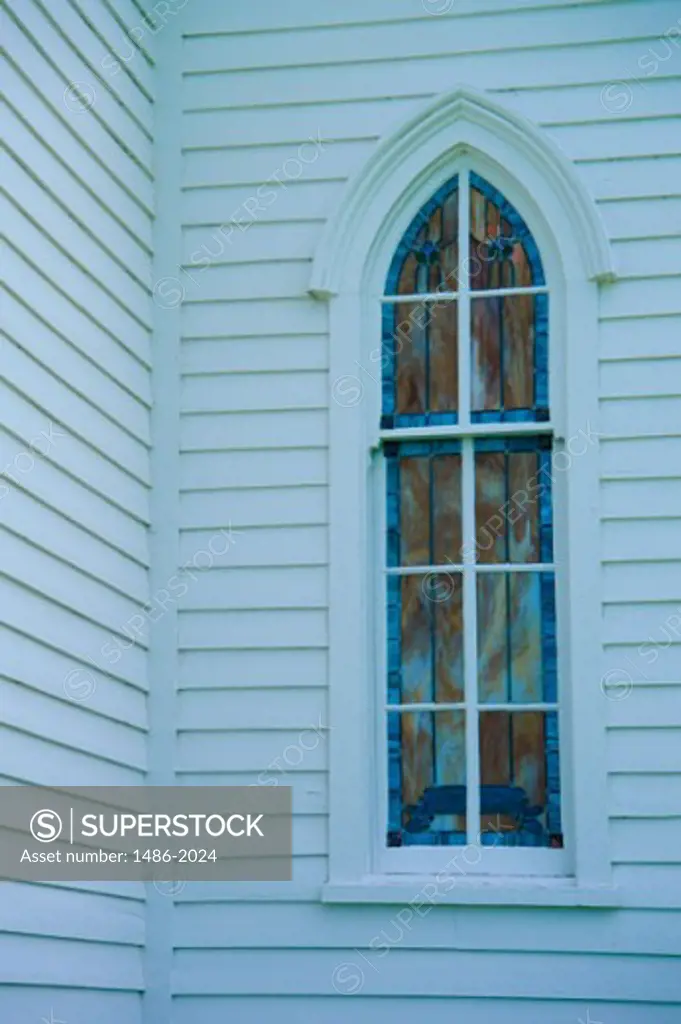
1;0;153;1019
169;0;681;1021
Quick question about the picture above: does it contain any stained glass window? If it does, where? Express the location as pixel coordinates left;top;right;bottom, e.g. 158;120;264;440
383;171;562;855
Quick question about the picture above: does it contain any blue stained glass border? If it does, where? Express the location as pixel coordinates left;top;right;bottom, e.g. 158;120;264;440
545;710;562;839
540;571;558;705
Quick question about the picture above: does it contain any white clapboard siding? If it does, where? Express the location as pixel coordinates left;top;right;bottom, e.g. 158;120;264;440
602;643;681;683
179;566;328;611
599;198;681;242
609;773;681;816
174;0;681;1020
3;53;152;204
608;682;681;727
181;450;328;491
177;728;328;774
178;523;327;568
600;354;681;396
174;901;680;955
178;648;328;689
599;316;681;359
171;999;681;1024
3;290;151;442
182;299;327;338
601;478;681;520
181;40;681;108
600;435;681;476
178;609;327;651
180;490;327;532
181;370;328;412
1;0;152;1016
181;336;328;373
0;625;147;728
178;772;328;813
184;2;676;72
177;687;327;729
611;238;681;279
181;76;681;148
0;429;148;562
174;947;681;999
0;677;146;769
181;221;324;265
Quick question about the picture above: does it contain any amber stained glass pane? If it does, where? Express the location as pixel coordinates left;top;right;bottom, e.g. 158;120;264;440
393;446;462;567
474;441;549;564
476;571;557;704
471;295;537;420
388;710;466;844
396;573;464;705
479;711;561;847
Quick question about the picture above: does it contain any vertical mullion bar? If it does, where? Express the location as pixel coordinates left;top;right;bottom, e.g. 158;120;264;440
462;436;479;845
459;167;479;846
458;167;470;427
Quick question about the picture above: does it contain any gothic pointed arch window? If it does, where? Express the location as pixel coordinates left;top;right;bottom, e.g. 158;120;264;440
381;169;561;868
311;87;616;900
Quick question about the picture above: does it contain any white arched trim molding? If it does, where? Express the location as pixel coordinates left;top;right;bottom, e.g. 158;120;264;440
310;84;615;299
312;86;619;907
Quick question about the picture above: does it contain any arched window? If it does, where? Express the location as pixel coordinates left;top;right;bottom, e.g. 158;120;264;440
312;87;616;902
382;170;561;867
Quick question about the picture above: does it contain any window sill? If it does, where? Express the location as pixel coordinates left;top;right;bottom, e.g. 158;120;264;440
322;877;621;908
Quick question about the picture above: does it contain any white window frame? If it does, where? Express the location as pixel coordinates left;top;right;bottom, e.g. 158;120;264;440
310;87;620;907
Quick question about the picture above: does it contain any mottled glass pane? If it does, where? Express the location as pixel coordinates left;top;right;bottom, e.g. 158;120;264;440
399;456;430;566
479;711;562;847
468;172;544;291
476;571;557;703
476;573;507;702
474;450;506;564
432;453;463;564
388;572;464;705
400;575;433;704
387;710;466;846
471;294;547;422
508;450;541;563
471;294;501;413
473;438;552;564
433;575;464;703
395;301;427;417
509;573;543;703
385;441;463;568
428;302;458;413
385;175;459;296
382;300;458;428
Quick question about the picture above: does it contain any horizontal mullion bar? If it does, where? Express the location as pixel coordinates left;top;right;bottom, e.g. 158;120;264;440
382;285;548;303
376;422;554;445
386;702;559;713
479;703;559;712
385;563;554;575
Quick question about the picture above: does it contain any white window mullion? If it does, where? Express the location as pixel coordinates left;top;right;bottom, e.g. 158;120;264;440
458;165;471;427
383;284;548;303
462;436;480;846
